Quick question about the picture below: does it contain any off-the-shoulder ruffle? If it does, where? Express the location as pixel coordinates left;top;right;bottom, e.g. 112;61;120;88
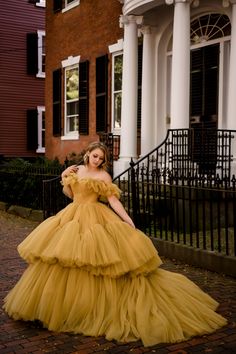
61;173;121;199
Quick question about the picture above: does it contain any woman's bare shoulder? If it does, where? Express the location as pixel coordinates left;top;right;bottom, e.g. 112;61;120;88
76;165;85;174
99;170;112;183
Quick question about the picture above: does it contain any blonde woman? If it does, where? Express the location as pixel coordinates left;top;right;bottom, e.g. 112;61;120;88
4;141;227;347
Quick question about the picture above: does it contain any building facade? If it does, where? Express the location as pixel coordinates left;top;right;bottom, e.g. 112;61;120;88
45;0;123;163
0;0;45;159
45;0;236;175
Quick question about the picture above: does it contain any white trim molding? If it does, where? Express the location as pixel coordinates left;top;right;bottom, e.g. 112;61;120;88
62;0;80;13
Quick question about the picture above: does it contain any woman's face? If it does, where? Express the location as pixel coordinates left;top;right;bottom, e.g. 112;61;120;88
88;148;105;168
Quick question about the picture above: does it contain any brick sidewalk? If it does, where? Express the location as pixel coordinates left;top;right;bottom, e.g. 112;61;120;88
0;210;235;354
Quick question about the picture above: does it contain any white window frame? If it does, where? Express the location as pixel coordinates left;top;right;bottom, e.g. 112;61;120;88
62;0;80;13
36;0;45;7
61;55;80;140
36;106;45;153
36;30;45;78
109;39;123;134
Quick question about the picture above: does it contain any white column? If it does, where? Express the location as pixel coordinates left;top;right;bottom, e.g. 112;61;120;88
118;15;142;168
140;26;155;157
167;0;190;129
226;0;236;130
225;0;236;172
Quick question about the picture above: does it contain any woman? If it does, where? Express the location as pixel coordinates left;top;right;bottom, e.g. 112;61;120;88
3;142;227;347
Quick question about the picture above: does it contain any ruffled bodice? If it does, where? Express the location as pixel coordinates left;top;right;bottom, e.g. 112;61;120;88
61;173;121;204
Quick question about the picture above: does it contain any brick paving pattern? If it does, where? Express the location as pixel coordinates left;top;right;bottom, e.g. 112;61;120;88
0;210;235;354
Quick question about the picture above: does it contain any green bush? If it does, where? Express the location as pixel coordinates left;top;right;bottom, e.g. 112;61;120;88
0;157;64;210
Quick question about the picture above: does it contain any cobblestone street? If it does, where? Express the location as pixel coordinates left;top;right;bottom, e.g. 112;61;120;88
0;210;235;354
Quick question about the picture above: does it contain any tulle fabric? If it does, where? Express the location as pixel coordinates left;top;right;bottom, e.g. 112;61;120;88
3;174;227;347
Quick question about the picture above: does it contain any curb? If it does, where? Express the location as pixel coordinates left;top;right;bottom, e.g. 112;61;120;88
0;201;43;222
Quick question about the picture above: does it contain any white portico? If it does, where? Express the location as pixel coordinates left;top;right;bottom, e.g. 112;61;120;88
113;0;236;176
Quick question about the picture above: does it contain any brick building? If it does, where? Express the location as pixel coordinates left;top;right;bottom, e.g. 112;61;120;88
0;0;45;159
45;0;123;163
45;0;236;176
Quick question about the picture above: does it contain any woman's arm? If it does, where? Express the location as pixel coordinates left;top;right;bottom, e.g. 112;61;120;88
62;185;73;199
107;195;135;228
61;165;78;199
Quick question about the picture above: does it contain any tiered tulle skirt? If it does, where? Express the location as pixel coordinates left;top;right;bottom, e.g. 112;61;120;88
3;200;227;347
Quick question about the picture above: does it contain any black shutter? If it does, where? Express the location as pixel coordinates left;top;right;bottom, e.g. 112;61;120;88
204;44;219;118
28;0;37;4
190;48;203;117
27;33;38;75
79;61;89;135
27;109;38;150
96;55;108;132
53;68;62;136
53;0;62;12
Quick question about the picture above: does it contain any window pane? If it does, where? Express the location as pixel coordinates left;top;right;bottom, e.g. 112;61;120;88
67;101;79;115
114;55;123;91
114;92;121;129
66;68;79;100
67;116;79;132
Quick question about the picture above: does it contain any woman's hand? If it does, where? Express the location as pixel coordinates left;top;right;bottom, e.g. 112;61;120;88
61;165;78;178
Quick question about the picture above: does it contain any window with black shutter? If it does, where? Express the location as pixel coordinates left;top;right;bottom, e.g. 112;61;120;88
96;55;108;132
27;33;38;75
79;61;89;135
53;0;62;12
53;68;62;136
27;109;38;150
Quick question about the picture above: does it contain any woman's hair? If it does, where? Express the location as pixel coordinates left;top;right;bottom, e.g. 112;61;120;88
83;141;110;170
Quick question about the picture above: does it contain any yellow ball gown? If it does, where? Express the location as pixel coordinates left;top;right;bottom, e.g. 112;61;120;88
3;173;227;347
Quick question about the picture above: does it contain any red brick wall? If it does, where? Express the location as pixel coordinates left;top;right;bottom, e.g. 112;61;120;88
45;0;123;162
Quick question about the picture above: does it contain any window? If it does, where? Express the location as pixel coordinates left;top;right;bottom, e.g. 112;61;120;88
191;14;231;45
65;65;79;136
37;106;45;153
112;54;123;131
26;107;45;153
109;39;142;133
37;30;45;78
61;56;89;139
27;31;45;78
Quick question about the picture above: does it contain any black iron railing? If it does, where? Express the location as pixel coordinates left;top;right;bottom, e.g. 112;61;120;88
113;129;236;257
42;175;70;219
